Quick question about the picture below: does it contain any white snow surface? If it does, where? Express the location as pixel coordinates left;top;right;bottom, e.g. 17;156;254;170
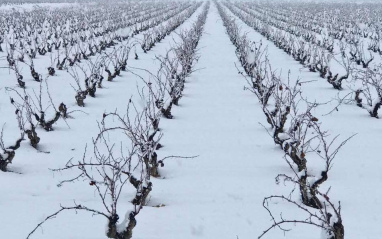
0;2;381;239
0;2;76;11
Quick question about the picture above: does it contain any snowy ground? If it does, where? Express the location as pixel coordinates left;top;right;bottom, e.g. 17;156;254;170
0;1;381;239
0;2;76;10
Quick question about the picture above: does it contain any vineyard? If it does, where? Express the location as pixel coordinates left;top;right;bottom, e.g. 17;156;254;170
0;1;380;239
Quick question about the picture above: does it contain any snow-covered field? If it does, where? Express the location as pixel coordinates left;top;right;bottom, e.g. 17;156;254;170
0;1;381;239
